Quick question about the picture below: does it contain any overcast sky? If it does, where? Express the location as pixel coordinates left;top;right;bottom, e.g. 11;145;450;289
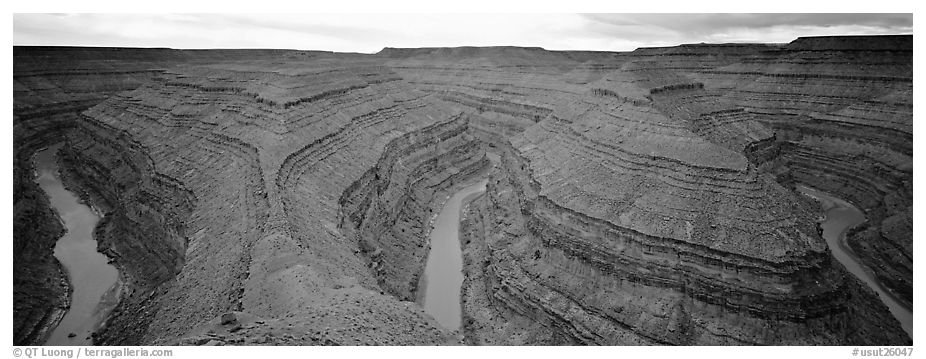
13;13;913;53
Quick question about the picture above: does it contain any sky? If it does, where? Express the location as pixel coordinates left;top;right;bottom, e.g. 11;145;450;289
12;13;914;53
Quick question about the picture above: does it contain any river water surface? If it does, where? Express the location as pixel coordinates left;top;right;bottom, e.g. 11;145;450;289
797;185;912;337
420;179;488;331
34;144;120;345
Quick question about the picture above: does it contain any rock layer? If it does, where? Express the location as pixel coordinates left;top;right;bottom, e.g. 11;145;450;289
702;36;913;307
13;47;175;345
12;36;911;345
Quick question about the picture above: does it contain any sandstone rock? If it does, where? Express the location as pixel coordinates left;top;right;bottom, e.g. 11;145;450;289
220;313;238;326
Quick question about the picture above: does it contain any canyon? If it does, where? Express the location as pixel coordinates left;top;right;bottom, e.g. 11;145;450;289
33;143;120;345
12;35;912;346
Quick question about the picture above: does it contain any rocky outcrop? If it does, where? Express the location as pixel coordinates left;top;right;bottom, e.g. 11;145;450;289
13;141;68;346
63;63;469;344
338;114;491;301
785;35;912;52
12;46;311;344
164;304;454;346
438;37;909;345
56;114;196;344
13;47;175;345
700;36;913;307
14;49;462;344
457;136;906;344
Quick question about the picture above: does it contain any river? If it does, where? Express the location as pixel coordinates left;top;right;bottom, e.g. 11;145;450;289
419;179;488;331
797;185;912;337
34;144;120;345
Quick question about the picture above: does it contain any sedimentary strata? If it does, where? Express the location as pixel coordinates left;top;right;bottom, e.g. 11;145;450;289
13;47;174;345
12;36;911;346
702;36;913;307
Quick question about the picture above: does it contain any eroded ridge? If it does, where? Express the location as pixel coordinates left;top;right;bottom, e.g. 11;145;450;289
701;36;913;307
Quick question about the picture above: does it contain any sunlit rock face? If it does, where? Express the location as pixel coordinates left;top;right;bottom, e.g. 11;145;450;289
13;36;911;346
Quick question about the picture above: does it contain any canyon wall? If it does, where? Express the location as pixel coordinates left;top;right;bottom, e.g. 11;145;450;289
13;47;174;345
384;39;910;345
338;114;491;301
12;36;912;345
698;36;913;306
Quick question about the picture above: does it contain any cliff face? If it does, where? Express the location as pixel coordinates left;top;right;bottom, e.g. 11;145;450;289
699;36;913;307
12;36;911;346
13;47;176;345
56;115;196;344
57;60;486;344
338;115;491;301
13;138;67;346
385;40;910;345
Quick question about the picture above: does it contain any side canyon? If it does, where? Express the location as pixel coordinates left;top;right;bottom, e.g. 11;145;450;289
13;35;912;346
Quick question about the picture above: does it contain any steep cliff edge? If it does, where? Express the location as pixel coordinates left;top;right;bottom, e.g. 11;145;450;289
338;115;491;301
17;56;489;344
13;141;68;346
458;133;906;344
391;39;909;345
700;35;913;307
13;47;175;345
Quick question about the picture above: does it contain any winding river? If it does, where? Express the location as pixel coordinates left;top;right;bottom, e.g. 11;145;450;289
420;179;488;331
797;185;912;337
34;144;120;345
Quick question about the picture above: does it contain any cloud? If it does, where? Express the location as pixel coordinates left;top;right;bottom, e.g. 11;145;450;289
580;13;912;46
13;13;914;52
583;13;911;33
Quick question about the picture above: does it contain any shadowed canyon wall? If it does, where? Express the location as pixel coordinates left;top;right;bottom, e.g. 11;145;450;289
12;36;911;345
